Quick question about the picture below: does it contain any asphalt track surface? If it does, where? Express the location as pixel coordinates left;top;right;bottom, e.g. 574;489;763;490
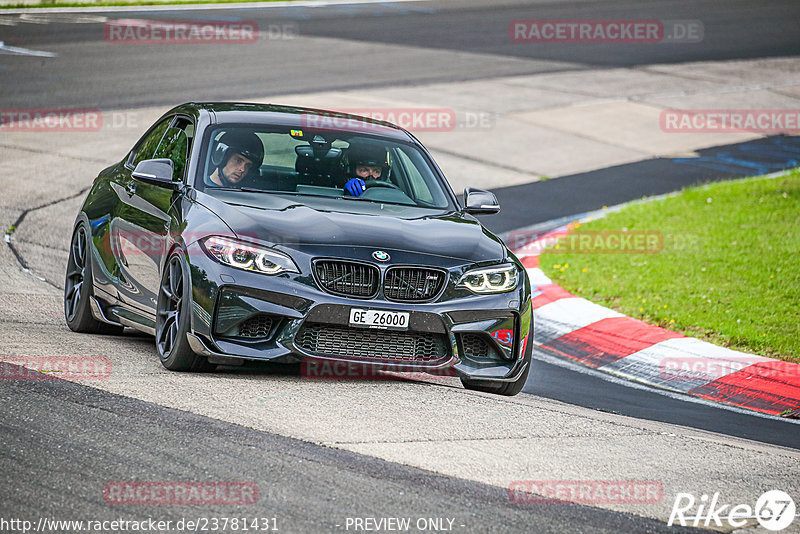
0;0;799;109
1;362;708;534
1;1;800;532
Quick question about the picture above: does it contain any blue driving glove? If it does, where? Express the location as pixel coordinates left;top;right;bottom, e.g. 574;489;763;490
345;178;366;197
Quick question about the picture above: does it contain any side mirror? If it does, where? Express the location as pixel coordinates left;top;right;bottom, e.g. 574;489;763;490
132;159;178;188
463;187;500;215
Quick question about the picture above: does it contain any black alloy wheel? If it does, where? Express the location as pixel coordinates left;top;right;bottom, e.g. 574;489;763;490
156;251;214;372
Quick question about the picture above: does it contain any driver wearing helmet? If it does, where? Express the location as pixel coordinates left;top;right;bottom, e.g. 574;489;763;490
207;130;265;187
343;140;391;197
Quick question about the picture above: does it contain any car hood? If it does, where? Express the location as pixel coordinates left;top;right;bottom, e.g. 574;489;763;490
195;190;507;263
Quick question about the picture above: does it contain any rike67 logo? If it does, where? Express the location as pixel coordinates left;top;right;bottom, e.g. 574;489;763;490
669;490;796;531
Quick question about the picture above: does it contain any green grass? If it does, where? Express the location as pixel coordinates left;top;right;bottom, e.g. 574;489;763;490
2;0;298;9
540;170;800;363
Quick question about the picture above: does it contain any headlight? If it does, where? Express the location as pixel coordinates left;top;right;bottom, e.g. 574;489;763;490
201;236;298;275
458;264;518;294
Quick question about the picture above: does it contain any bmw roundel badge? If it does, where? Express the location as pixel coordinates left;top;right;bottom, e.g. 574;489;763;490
372;250;390;262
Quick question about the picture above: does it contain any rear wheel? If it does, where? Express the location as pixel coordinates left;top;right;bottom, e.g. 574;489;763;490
156;251;215;372
64;223;124;335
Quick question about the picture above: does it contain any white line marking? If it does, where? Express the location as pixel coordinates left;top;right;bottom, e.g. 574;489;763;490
19;13;108;23
0;41;57;57
534;297;624;345
533;347;800;424
602;337;773;393
17;13;50;23
525;267;551;287
0;0;424;15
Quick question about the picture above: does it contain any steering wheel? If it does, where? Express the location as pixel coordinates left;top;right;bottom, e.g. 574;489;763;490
363;179;402;191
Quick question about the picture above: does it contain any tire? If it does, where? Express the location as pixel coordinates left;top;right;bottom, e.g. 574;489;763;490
156;250;215;372
460;334;533;396
64;223;124;335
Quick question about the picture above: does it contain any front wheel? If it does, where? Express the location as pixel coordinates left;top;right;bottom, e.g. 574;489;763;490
155;251;215;372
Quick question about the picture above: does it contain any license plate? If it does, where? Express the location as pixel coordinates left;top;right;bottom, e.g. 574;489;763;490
349;308;410;330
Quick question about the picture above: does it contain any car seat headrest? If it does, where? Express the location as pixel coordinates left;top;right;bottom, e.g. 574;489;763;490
295;145;343;176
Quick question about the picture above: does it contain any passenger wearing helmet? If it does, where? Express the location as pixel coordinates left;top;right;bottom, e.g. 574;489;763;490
207;130;265;187
343;140;391;197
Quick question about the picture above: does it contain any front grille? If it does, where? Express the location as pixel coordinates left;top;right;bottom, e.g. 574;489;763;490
296;323;450;362
315;260;379;298
238;314;275;338
384;267;446;302
459;333;502;361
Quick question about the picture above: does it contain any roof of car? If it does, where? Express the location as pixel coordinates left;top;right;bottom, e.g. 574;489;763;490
175;102;414;142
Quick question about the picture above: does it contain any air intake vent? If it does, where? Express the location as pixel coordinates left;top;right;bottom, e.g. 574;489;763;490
383;267;446;302
315;260;379;298
238;314;275;339
458;333;504;362
296;323;449;363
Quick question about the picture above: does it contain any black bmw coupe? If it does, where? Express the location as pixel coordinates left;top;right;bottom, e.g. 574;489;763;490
65;103;532;395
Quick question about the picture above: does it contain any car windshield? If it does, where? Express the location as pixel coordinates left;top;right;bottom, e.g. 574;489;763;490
199;126;452;209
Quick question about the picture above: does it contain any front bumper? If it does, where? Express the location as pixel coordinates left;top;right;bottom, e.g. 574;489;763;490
184;242;532;382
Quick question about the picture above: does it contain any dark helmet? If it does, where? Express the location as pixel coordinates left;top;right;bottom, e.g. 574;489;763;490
346;139;390;179
211;130;264;171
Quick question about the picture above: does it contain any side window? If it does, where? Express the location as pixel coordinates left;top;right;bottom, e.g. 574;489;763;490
127;118;171;170
154;117;193;181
